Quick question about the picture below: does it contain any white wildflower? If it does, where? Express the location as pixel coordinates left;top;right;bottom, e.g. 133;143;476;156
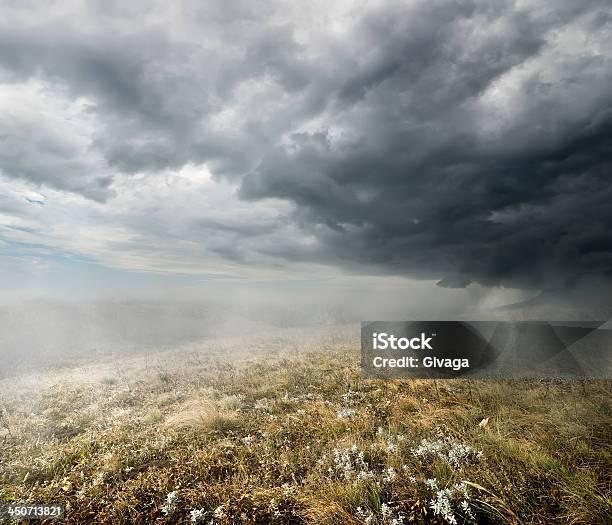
425;479;476;523
330;445;374;480
337;408;357;419
161;491;178;516
382;467;397;483
341;389;359;406
430;489;456;524
189;508;206;524
241;435;255;446
425;478;439;490
411;430;482;469
376;502;406;524
356;506;374;524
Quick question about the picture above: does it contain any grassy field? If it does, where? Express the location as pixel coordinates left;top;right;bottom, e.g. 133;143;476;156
1;327;610;524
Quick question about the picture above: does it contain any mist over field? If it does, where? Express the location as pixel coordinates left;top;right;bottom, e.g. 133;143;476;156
0;281;510;374
3;271;612;379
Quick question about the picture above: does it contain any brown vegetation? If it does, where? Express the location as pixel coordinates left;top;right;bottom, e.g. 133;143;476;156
1;329;610;524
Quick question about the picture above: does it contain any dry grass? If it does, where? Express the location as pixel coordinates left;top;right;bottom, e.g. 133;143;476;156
0;328;610;524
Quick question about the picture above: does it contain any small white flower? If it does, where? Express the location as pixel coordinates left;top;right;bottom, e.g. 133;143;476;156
241;435;255;446
425;477;475;524
382;467;397;483
356;506;374;524
426;478;439;490
161;491;178;516
336;408;356;419
341;390;359;405
330;445;374;480
189;508;206;524
411;431;482;469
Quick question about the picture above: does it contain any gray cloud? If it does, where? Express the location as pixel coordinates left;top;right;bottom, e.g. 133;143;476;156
242;0;612;289
0;0;611;289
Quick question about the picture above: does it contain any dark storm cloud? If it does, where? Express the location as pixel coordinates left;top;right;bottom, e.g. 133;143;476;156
242;0;612;289
1;0;611;288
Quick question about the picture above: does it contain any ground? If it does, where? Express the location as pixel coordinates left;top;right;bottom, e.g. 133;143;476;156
1;326;610;524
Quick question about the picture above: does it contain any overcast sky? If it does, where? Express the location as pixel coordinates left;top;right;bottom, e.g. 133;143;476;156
1;0;611;299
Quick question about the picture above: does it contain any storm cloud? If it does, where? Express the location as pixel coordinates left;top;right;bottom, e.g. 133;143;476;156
1;0;611;290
